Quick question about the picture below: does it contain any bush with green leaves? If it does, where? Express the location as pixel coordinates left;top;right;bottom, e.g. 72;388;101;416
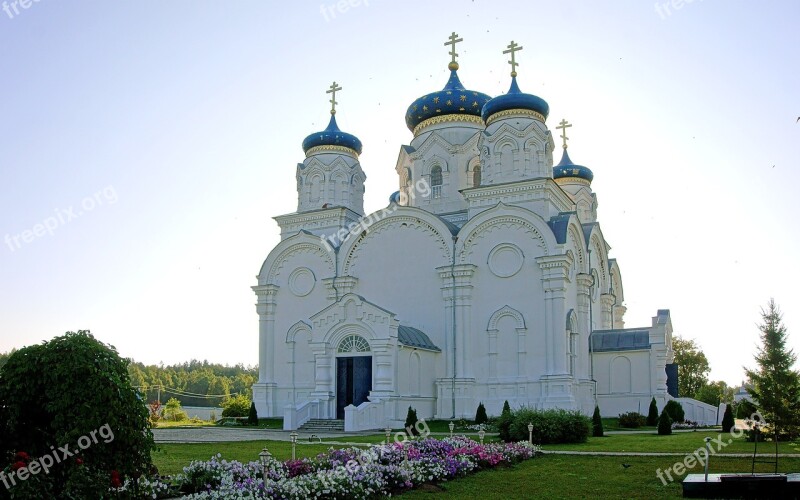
475;402;488;425
506;407;589;444
721;404;734;433
618;411;646;428
248;402;258;425
220;394;251;418
647;397;659;426
0;331;154;496
664;400;685;423
498;400;512;441
404;406;419;436
592;406;604;437
163;397;188;422
658;408;673;435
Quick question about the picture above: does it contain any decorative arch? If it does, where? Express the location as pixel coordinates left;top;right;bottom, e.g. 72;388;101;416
337;334;371;354
259;232;336;285
286;320;312;343
487;305;527;331
566;309;578;332
325;322;377;348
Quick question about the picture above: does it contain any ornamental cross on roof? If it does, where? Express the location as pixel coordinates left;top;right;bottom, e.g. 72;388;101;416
326;81;342;115
503;40;523;77
556;119;572;149
444;31;463;70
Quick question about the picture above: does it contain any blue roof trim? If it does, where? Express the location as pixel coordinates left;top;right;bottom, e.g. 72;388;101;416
481;76;550;122
405;70;492;132
582;222;598;247
547;212;574;244
302;114;363;155
398;325;441;352
591;329;651;352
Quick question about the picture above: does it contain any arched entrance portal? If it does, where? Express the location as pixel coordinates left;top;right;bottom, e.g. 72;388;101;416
335;334;372;419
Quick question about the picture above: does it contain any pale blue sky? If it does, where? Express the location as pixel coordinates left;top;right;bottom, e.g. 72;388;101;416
1;1;798;385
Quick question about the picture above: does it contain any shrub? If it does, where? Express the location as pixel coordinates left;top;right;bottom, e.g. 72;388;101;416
221;394;251;418
592;406;604;437
721;404;734;433
735;399;758;419
647;397;659;426
498;400;512;442
404;406;419;436
148;400;162;425
664;400;685;423
0;331;154;496
248;402;259;425
475;402;488;425
618;411;646;428
507;408;589;444
658;408;673;435
163;397;189;422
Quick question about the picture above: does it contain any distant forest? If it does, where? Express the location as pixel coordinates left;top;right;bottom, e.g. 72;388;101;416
128;360;258;407
0;350;257;408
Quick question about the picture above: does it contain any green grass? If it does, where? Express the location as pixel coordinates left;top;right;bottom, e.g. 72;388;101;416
152;441;340;475
601;417;658;432
154;420;215;428
402;455;800;499
545;430;800;454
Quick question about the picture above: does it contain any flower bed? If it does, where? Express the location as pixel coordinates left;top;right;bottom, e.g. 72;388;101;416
177;436;540;499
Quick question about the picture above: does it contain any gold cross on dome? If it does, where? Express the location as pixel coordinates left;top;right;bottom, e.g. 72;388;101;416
556;119;572;149
326;81;342;115
444;31;463;70
503;40;523;77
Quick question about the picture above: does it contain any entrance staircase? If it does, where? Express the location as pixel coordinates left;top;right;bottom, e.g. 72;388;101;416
298;419;345;433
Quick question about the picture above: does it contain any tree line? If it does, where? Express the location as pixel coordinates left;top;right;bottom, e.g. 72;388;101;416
128;359;258;407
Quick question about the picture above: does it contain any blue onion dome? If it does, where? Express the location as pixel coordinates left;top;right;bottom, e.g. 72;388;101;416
302;114;363;156
482;76;549;125
405;70;492;134
553;148;594;183
389;191;401;204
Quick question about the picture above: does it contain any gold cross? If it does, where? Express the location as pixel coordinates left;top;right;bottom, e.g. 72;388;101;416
444;31;463;70
503;40;523;77
556;119;572;149
326;81;342;115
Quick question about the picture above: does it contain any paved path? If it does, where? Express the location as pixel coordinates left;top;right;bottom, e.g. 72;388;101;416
153;428;376;443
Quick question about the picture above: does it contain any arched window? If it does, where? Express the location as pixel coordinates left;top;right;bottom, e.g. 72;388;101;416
473;165;481;187
431;165;443;198
337;335;370;354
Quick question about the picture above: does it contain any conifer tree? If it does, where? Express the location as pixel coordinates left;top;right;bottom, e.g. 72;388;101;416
647;397;659;426
592;406;604;437
745;300;800;439
721;404;734;433
658;408;672;435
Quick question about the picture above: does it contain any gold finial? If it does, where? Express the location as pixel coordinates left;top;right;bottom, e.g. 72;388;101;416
444;31;463;71
556;119;572;149
326;81;342;115
503;40;523;77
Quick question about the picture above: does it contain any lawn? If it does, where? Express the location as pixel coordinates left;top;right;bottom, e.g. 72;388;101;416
545;430;800;455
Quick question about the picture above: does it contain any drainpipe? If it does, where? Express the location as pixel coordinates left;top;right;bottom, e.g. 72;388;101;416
588;247;597;406
451;235;458;420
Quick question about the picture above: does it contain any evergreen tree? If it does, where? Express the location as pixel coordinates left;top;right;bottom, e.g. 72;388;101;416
498;400;512;442
657;408;672;435
744;300;800;440
404;406;419;436
647;397;659;426
475;402;488;424
721;404;734;433
592;406;604;437
248;401;259;425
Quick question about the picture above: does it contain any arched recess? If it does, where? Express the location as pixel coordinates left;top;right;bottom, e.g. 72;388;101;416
566;310;579;376
486;305;528;381
610;356;632;393
409;352;421;396
340;206;453;275
566;219;588;275
258;231;336;285
289;324;314;397
609;259;625;304
457;203;558;264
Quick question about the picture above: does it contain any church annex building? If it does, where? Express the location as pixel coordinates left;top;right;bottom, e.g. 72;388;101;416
252;35;718;431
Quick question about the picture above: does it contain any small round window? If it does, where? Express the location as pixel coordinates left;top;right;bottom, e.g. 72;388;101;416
337;335;370;353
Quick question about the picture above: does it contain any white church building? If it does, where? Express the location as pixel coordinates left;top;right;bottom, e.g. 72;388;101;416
252;36;717;430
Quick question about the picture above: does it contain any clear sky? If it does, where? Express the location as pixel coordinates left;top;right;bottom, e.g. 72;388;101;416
1;1;798;385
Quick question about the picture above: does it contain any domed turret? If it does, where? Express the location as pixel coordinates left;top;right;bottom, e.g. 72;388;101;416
481;41;549;126
404;32;491;137
553;148;594;183
552;119;597;222
295;82;366;215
